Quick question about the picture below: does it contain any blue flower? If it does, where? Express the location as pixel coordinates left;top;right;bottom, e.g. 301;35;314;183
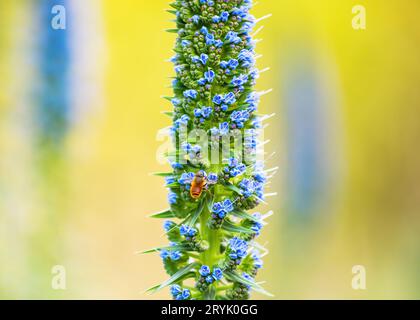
172;79;180;88
214;39;224;48
165;176;176;185
207;173;218;184
200;26;209;35
254;172;266;183
204;69;215;83
206;33;215;46
181;289;191;300
231;74;248;87
199;265;211;276
200;53;208;65
219;122;229;135
189;145;202;159
191;15;200;24
168;191;177;204
220;61;229;69
205;276;214;284
180;224;197;237
191;56;200;64
239;178;255;198
197;78;207;86
160;250;169;260
171;98;181;107
238;49;255;68
228;59;239;69
242;272;253;289
252;251;263;269
178;172;194;185
212;199;234;218
170;284;182;297
225;31;241;44
170;54;179;63
229;237;248;259
170;250;182;261
223;92;236;105
232;7;248;18
183;89;198;100
202;107;212;118
178;114;190;128
251;221;263;235
171;286;191;300
194;108;202;117
171;162;183;170
181;40;191;47
210;127;219;136
213;94;223;105
212;15;220;23
212;268;223;281
228;157;239;167
193;54;208;65
163;220;175;232
230;110;250;127
220;11;229;22
245;132;257;149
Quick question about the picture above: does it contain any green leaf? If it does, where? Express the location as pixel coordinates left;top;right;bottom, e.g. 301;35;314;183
163;111;174;117
169;3;179;10
166;28;178;33
224;271;273;297
231;210;260;222
139;243;190;254
147;262;199;293
224;183;243;195
152;172;173;177
163;258;179;276
206;192;214;212
149;209;175;219
203;286;216;300
187;195;206;227
222;220;255;234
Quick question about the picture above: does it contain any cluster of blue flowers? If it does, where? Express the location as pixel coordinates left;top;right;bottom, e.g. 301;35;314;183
223;157;247;179
196;265;224;292
213;92;237;113
154;0;272;300
210;122;230;137
199;265;223;283
170;285;191;300
160;248;182;261
250;213;264;236
212;199;234;219
180;224;198;241
194;106;212;121
228;237;248;260
230;109;250;128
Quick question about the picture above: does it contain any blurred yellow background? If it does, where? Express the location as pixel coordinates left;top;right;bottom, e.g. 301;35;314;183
0;0;419;299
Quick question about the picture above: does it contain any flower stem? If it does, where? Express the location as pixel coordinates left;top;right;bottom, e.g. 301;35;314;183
200;205;220;300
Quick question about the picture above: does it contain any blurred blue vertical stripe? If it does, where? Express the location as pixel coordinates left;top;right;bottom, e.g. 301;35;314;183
36;0;70;148
284;51;329;220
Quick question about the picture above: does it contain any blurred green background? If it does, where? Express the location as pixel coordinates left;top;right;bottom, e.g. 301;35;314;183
1;0;419;299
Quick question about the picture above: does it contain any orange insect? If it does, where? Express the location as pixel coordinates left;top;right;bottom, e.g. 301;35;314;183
190;170;207;199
